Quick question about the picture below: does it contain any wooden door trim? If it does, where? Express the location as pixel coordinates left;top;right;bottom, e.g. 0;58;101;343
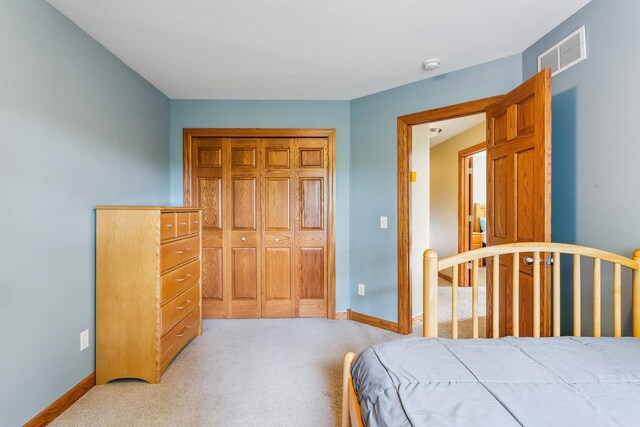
397;96;502;335
183;128;337;320
457;142;487;287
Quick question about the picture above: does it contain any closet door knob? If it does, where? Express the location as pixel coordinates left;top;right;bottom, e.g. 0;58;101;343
274;236;280;242
523;256;534;265
241;236;247;241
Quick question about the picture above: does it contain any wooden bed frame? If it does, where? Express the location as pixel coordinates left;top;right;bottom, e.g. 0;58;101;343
342;242;640;427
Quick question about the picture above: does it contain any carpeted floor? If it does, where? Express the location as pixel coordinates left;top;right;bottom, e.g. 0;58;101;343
53;284;485;426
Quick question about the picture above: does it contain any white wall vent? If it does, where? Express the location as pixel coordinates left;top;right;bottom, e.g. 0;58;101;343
538;26;587;76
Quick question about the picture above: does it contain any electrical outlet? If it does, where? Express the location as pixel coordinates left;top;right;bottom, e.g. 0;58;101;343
358;283;365;296
80;329;89;351
380;216;388;229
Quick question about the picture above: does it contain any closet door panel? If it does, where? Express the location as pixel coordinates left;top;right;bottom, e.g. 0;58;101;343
226;138;261;318
265;248;292;299
265;178;290;230
231;177;256;230
261;139;296;318
202;247;223;301
294;138;328;317
192;138;226;318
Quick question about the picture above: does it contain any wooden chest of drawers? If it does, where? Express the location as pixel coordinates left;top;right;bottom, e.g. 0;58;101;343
96;206;202;384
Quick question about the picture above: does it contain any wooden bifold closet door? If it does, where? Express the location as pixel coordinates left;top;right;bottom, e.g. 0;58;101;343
183;129;335;319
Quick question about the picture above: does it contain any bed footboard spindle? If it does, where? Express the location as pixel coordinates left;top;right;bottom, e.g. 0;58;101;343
593;259;602;337
492;254;500;338
472;259;479;339
423;249;439;338
512;253;520;337
553;252;561;337
452;267;459;339
574;255;582;336
613;263;622;337
533;251;541;338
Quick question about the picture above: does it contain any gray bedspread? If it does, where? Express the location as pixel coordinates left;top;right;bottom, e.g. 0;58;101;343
351;337;640;426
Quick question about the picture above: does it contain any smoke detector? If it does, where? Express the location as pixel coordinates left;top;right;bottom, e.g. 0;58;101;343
429;128;442;137
422;59;440;71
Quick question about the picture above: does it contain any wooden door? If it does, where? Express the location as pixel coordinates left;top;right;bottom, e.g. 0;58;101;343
261;138;296;317
295;138;329;317
189;138;226;318
486;69;552;337
226;138;261;318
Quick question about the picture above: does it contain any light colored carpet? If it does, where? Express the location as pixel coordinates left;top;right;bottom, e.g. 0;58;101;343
53;285;485;426
436;267;487;338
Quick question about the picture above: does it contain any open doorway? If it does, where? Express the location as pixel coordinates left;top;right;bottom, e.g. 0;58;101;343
458;142;488;287
398;70;552;336
409;114;487;334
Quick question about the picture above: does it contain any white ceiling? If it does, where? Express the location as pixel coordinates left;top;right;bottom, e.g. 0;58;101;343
429;114;486;147
46;0;591;100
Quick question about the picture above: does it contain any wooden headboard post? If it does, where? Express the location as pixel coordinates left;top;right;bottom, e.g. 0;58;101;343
423;249;439;338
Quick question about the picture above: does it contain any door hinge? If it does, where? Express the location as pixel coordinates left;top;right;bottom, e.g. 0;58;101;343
467;167;473;174
466;262;472;270
468;215;473;222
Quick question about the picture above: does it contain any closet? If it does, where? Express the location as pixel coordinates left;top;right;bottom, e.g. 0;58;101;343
183;129;335;319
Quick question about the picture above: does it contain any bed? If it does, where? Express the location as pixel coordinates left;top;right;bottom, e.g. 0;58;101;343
342;243;640;427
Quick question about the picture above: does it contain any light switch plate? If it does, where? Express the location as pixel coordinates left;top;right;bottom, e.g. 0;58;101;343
80;329;89;351
358;283;365;296
380;216;388;229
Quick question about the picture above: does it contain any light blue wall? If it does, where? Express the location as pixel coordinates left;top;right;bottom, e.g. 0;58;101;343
349;55;523;322
523;0;640;335
0;1;170;425
169;100;351;311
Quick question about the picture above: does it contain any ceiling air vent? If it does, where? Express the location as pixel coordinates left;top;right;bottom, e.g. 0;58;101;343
538;26;587;76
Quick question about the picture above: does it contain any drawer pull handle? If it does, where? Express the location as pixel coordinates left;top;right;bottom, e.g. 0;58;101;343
176;300;192;310
176;325;191;337
241;236;247;241
181;222;188;225
175;274;192;282
166;224;173;228
193;221;199;224
274;236;280;242
176;248;191;254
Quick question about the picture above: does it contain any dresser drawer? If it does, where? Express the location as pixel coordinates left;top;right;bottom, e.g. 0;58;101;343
176;212;190;237
189;212;201;235
161;283;200;335
161;235;200;271
160;305;200;373
161;213;176;241
161;259;200;303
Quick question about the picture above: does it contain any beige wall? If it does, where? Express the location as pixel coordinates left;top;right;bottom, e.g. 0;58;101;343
472;151;487;205
430;122;486;268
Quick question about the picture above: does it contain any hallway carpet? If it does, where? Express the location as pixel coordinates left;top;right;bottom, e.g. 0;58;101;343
53;286;485;426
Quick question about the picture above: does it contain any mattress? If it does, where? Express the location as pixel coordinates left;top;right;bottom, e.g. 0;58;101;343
351;336;640;427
